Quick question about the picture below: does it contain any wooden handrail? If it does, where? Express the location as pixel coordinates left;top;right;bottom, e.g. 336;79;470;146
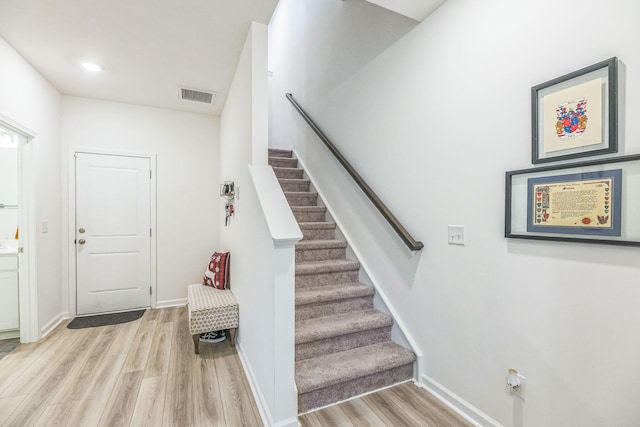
286;93;424;251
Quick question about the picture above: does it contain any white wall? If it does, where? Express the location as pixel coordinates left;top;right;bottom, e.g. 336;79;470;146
61;97;219;307
219;20;275;420
0;37;63;333
269;1;640;426
220;22;298;427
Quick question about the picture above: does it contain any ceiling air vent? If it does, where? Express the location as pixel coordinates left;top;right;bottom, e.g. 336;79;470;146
179;87;216;104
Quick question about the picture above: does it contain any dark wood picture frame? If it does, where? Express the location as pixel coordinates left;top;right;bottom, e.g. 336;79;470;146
532;57;618;164
505;154;640;247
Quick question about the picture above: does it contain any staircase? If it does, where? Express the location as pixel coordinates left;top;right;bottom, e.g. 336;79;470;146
269;148;416;413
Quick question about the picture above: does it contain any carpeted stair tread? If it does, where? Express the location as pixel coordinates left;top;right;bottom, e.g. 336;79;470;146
295;282;374;306
272;167;304;179
296;259;359;275
279;178;311;192
291;206;326;213
285;191;318;197
285;192;319;207
298;222;336;230
269;157;299;168
296;240;347;250
278;178;310;185
268;148;293;158
295;309;391;344
273;167;302;173
295;342;416;394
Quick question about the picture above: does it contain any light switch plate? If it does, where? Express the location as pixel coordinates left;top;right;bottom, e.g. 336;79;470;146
448;225;464;245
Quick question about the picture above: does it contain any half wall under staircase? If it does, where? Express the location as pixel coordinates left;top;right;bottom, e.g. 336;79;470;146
269;148;416;413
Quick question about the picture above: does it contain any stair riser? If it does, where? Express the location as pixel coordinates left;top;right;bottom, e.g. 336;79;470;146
301;228;335;240
286;194;318;207
297;364;414;413
274;168;304;179
268;149;292;158
269;157;299;168
296;247;346;262
296;270;359;288
280;181;310;192
295;295;375;321
296;326;390;361
293;210;326;222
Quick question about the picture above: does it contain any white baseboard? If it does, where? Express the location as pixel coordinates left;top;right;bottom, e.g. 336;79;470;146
420;375;502;427
156;298;186;308
274;416;299;427
235;342;274;426
40;312;70;339
0;330;19;340
235;342;299;427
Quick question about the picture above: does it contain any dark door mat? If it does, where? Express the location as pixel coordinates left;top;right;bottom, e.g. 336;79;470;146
67;309;145;329
0;338;20;360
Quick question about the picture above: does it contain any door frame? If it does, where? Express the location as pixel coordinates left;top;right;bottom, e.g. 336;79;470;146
68;148;157;317
0;112;38;343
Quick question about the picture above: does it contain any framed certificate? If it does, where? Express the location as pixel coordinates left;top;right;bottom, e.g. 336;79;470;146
532;58;618;164
526;169;621;236
506;155;640;246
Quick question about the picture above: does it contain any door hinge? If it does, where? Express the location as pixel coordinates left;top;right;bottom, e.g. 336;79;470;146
149;170;152;179
150;228;152;237
150;286;152;296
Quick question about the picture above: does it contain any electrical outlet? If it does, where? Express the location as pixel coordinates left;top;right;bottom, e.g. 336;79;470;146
448;225;465;245
506;370;526;400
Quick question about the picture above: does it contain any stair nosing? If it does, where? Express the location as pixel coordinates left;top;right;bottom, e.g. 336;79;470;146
295;342;416;394
295;282;375;305
295;259;359;275
285;191;318;197
278;178;309;183
298;222;336;230
272;166;303;171
291;206;326;211
296;239;347;250
295;309;392;344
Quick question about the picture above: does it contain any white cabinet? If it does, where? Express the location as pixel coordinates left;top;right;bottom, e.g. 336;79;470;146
0;255;19;332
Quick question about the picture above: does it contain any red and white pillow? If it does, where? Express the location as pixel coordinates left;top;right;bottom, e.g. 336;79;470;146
203;252;230;290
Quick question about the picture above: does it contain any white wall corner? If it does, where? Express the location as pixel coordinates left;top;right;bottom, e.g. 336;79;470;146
237;340;299;427
236;342;274;426
250;21;269;167
365;0;446;21
40;311;69;339
419;375;503;427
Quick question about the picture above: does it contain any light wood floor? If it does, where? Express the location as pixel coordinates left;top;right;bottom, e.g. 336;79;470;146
0;306;473;427
299;382;473;427
0;306;262;426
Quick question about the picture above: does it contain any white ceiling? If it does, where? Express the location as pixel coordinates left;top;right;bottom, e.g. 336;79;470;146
0;0;279;115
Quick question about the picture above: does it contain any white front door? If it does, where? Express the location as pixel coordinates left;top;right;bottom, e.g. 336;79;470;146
75;153;151;315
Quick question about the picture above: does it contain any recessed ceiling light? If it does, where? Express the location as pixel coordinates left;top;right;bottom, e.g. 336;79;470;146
81;61;103;72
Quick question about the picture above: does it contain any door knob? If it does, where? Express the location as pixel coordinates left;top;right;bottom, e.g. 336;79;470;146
78;239;86;245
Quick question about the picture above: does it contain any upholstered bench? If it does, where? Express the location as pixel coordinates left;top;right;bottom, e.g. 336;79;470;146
187;283;238;354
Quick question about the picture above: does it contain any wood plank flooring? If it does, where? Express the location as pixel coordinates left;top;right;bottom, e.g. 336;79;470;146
0;306;474;427
299;382;474;427
0;306;263;427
